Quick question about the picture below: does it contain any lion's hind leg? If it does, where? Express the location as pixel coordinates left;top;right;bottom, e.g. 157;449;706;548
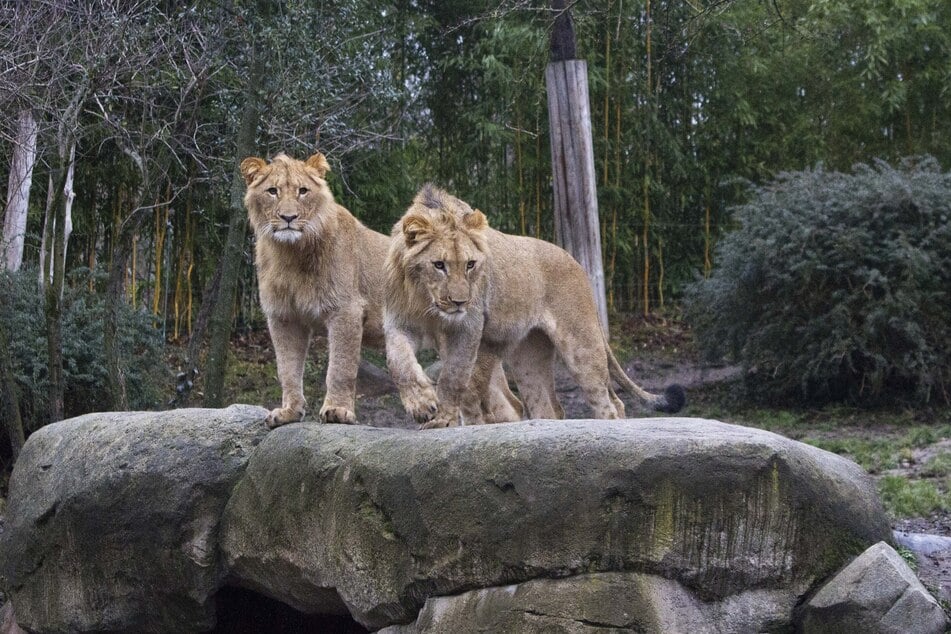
470;350;522;424
547;326;621;419
509;330;564;420
483;357;523;423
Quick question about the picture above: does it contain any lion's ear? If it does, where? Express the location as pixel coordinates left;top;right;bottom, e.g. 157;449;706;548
402;214;433;246
464;209;488;232
305;153;331;178
240;157;267;185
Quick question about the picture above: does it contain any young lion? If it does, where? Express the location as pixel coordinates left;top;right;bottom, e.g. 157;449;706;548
384;185;685;428
240;154;519;428
240;153;398;427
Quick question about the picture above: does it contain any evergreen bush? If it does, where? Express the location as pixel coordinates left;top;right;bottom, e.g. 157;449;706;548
0;268;167;430
686;157;951;405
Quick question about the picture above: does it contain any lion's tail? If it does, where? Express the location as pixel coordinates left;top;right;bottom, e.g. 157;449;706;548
607;350;686;414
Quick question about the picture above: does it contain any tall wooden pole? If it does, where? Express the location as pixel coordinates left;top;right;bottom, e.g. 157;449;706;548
546;0;609;333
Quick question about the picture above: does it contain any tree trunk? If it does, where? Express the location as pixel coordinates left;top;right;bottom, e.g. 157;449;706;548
0;274;25;461
39;143;75;289
546;1;609;333
2;109;38;272
102;155;150;411
203;60;262;407
42;150;72;423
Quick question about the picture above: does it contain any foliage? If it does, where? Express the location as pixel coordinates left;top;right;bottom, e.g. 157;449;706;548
0;269;167;430
1;0;951;426
686;157;951;405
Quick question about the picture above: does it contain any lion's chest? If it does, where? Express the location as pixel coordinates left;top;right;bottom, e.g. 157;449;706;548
257;262;334;326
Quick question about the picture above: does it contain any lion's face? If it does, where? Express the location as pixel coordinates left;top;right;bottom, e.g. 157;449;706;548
392;186;490;322
240;153;333;245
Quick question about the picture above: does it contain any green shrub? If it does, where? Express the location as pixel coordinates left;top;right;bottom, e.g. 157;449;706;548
687;157;951;405
0;268;167;431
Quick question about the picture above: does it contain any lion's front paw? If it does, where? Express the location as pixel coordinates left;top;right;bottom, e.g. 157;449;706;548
320;405;356;425
402;383;439;424
418;408;461;430
266;407;304;429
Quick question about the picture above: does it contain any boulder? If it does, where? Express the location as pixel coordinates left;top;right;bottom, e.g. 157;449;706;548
1;410;898;633
797;541;947;634
220;418;891;630
0;405;269;634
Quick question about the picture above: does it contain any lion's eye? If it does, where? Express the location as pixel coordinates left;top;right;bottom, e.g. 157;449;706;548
298;187;309;196
266;187;278;196
433;261;445;271
466;260;476;270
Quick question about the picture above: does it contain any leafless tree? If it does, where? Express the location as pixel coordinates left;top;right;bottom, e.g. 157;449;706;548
1;1;218;418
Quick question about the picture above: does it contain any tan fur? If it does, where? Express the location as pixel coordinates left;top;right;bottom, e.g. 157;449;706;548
384;185;684;428
241;152;418;427
242;155;518;428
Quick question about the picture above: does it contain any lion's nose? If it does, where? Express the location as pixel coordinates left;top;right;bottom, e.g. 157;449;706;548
279;213;298;223
451;298;467;307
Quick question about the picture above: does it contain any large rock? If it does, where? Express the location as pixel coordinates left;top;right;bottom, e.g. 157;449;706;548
0;405;269;634
220;418;891;630
797;541;947;634
1;410;897;633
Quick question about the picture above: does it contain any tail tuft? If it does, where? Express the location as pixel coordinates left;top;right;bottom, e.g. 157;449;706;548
654;384;686;414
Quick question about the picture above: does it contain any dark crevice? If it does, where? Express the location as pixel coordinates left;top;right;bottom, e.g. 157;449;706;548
210;586;368;634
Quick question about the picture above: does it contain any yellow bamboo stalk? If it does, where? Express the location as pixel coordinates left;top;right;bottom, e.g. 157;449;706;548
704;200;712;276
535;117;542;238
642;174;650;316
515;106;526;236
152;205;167;315
130;234;137;306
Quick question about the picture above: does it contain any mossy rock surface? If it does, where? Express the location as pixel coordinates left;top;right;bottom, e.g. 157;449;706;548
221;417;891;629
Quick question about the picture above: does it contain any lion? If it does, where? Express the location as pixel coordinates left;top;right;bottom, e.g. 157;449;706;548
383;184;685;428
240;154;520;428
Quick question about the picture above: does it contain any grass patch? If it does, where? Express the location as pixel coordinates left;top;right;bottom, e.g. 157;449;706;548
803;437;900;474
225;344;329;412
879;475;950;518
922;452;951;478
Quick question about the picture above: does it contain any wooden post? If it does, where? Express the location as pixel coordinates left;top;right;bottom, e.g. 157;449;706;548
546;1;609;334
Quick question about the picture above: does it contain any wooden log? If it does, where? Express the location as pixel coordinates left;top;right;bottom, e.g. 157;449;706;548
546;59;609;333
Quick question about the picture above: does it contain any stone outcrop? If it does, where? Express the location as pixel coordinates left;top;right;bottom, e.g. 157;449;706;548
0;405;269;633
798;541;947;634
0;408;916;633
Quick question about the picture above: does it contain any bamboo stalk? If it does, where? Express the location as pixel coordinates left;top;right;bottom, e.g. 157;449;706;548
130;234;137;306
152;201;167;315
515;105;526;236
704;197;712;277
642;173;650;316
535;116;542;238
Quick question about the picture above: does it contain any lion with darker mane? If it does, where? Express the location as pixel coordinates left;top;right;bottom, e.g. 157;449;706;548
384;184;685;428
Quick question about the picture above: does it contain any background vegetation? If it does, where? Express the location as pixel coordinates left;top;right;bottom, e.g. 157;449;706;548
1;0;950;461
687;158;951;406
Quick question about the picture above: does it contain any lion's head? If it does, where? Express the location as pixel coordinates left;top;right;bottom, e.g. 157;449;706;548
240;153;334;246
386;184;490;321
